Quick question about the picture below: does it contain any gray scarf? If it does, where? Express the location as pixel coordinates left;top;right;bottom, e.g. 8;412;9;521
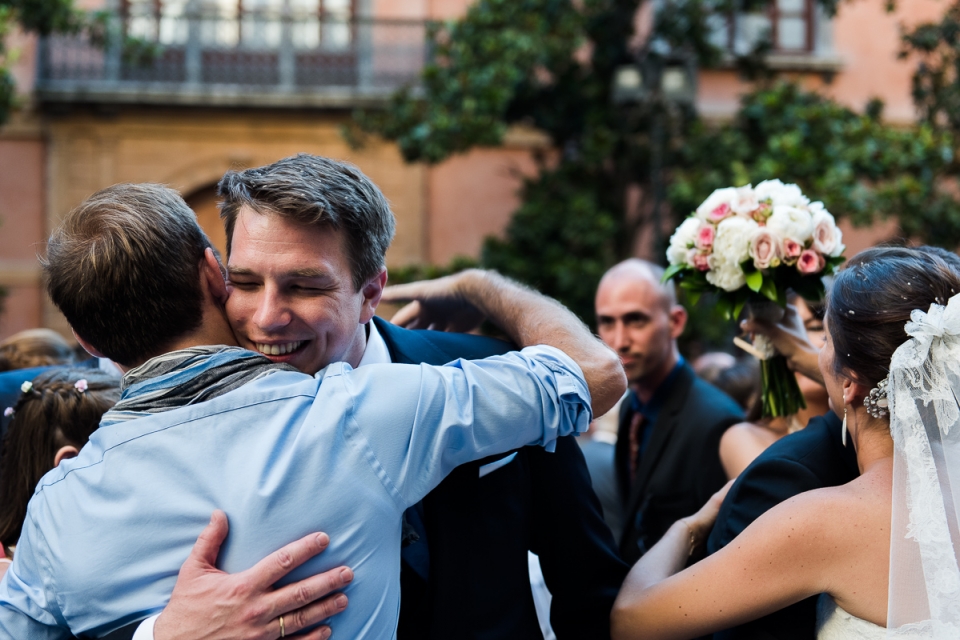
102;346;297;426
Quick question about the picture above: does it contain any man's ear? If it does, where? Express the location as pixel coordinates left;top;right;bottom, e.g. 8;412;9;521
53;445;80;467
359;268;388;324
668;305;688;340
201;248;228;305
72;330;105;359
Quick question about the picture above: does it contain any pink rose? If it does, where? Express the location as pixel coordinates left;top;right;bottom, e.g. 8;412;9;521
797;249;825;275
749;229;780;270
708;203;732;222
810;207;843;256
693;252;710;271
696;225;715;250
781;238;802;264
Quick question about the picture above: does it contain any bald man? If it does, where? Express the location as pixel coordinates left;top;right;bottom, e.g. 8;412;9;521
595;259;743;563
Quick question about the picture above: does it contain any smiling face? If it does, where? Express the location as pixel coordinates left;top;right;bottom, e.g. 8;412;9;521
225;206;383;374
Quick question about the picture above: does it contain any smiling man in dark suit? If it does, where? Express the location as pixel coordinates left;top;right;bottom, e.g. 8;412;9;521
595;259;743;564
113;154;627;640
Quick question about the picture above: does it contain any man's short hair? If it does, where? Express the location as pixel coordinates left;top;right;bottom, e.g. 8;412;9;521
218;154;396;291
42;183;213;367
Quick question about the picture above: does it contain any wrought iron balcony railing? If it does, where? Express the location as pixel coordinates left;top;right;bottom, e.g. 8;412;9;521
36;13;427;107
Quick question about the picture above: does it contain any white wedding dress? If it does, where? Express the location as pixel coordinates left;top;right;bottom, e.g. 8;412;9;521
816;595;885;640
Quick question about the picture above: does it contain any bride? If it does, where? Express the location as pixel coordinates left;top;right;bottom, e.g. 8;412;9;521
611;245;960;639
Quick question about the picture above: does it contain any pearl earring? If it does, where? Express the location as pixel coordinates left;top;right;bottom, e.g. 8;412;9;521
842;407;848;447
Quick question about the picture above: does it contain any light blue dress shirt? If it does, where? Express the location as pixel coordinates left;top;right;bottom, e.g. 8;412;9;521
0;345;590;639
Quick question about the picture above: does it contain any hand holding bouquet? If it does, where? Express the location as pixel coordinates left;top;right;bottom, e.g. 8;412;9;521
664;180;845;417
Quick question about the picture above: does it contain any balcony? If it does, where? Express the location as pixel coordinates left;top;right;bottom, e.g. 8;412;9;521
36;12;427;108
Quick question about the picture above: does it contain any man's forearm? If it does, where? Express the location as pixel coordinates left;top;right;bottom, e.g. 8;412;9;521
454;270;626;416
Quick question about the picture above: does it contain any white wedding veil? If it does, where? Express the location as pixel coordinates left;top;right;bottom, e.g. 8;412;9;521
887;293;960;638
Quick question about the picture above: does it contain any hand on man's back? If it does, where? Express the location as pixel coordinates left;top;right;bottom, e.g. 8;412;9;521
152;510;351;640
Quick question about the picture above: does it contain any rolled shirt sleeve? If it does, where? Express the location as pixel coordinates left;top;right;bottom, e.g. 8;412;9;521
334;345;593;508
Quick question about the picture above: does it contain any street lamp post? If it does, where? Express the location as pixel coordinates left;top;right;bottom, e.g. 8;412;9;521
612;50;697;258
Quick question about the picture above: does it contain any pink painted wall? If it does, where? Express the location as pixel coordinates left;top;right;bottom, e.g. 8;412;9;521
0;139;46;339
426;148;539;263
822;0;943;121
699;0;946;122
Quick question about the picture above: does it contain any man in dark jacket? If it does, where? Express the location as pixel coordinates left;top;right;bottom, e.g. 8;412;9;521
595;259;744;563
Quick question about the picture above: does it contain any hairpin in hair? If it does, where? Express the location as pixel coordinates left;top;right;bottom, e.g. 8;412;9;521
20;381;32;394
3;407;13;417
74;379;88;393
864;378;889;419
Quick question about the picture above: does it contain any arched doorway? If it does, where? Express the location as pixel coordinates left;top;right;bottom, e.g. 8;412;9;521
184;183;228;259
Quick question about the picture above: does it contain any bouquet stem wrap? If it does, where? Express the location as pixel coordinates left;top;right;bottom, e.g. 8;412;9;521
746;301;807;419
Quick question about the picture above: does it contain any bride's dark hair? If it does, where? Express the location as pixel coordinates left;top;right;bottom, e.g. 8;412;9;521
827;246;960;388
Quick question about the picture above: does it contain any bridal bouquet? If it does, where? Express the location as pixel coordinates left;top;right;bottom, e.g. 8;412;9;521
664;180;845;417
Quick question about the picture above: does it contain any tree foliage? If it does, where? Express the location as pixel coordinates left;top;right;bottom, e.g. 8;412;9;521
350;0;960;325
671;83;960;245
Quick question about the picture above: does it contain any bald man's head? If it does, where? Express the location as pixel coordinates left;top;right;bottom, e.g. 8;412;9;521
598;259;677;311
595;259;686;393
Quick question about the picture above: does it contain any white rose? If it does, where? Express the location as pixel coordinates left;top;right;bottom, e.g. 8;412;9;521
705;261;746;291
667;217;702;265
731;184;760;216
767;205;814;244
695;188;739;222
705;217;758;291
713;216;758;264
755;179;809;208
810;204;844;257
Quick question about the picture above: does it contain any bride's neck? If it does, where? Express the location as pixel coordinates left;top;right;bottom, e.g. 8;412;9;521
852;418;894;475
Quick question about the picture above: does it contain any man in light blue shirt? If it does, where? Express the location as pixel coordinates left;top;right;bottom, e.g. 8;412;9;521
0;182;625;639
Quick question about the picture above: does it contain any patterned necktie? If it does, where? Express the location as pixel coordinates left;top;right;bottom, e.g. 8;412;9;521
628;410;646;481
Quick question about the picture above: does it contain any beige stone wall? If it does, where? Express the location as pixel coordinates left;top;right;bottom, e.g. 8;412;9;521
0;126;46;339
40;108;426;336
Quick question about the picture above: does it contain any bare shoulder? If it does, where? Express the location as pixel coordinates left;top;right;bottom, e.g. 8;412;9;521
736;466;891;575
720;422;780;449
719;422;781;478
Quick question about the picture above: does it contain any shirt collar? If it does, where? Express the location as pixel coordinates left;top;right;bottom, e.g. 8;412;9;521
357;320;392;367
631;355;685;418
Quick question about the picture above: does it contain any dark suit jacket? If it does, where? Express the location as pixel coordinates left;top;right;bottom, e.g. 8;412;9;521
707;411;859;640
616;363;743;564
103;320;627;640
377;318;628;640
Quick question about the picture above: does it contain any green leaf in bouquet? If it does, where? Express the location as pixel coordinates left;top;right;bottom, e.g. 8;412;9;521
745;270;763;293
685;289;702;307
792;276;825;302
662;263;685;283
759;276;780;303
732;292;748;320
715;296;733;320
